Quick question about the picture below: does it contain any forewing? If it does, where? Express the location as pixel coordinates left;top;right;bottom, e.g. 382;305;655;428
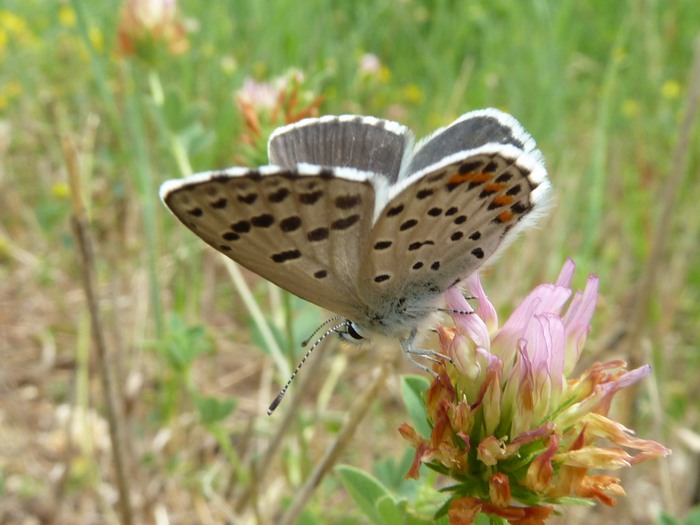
360;145;550;306
160;165;377;320
403;108;542;178
268;115;413;183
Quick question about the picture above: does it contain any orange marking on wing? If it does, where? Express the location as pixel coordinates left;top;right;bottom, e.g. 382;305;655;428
447;173;472;185
497;210;515;223
484;182;507;193
492;195;514;207
447;172;492;185
472;172;492;183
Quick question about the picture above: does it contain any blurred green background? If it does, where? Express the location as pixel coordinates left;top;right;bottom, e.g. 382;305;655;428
1;0;698;523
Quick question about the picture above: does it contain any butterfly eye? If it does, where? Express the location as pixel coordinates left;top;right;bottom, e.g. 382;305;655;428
347;322;365;341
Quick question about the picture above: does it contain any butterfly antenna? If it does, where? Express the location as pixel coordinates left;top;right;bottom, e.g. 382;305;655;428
407;295;478;318
437;294;477;316
267;319;349;415
437;308;476;316
301;316;345;346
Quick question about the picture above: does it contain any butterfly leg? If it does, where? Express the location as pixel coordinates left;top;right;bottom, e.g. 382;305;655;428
400;328;453;377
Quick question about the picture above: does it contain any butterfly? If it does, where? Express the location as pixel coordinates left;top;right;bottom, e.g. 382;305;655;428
160;108;551;411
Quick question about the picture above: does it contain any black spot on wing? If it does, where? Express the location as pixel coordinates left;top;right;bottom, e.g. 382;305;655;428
335;194;362;209
280;216;302;232
232;220;251;233
251;214;274;227
331;214;360;230
483;161;499;172
386;204;404;217
511;202;528;214
374;240;392;250
238;193;258;204
268;187;291;203
308;227;329;242
271;249;302;263
222;232;240;241
459;161;483;174
299;190;324;204
408;240;435;251
506;184;522;196
399;219;418;231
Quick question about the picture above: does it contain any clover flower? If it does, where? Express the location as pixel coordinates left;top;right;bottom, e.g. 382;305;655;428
399;259;669;524
234;70;323;166
117;0;189;62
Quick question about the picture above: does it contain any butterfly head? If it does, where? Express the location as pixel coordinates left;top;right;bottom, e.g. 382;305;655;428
337;320;368;343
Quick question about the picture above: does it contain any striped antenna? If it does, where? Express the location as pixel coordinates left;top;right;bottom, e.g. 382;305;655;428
267;319;349;415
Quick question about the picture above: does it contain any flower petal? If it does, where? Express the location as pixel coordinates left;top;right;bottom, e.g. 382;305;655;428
556;258;576;288
583;413;671;462
448;497;482;525
577;474;626;506
466;272;498;331
477;435;507;466
489;473;512;506
446;287;491;350
562;274;599;373
525;434;558;492
525;313;566;410
556;446;633;469
398;423;429;479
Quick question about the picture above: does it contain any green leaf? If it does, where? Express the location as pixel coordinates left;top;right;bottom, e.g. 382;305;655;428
336;465;394;525
376;494;404;524
377;495;445;525
400;375;432;438
153;314;214;371
373;448;418;496
195;395;237;426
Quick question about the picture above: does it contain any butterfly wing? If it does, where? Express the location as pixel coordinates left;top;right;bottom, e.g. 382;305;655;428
268;115;413;184
401;108;541;178
360;111;551;317
160;165;378;320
